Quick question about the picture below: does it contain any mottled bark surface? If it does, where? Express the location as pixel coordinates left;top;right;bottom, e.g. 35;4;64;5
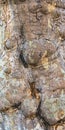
0;0;65;129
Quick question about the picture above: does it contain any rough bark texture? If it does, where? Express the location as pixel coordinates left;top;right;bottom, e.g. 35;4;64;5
0;0;65;129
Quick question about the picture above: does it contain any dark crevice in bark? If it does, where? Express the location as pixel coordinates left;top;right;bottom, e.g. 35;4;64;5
12;102;21;110
20;25;26;44
56;117;65;125
29;82;40;98
0;102;21;113
36;101;50;130
20;51;28;68
1;0;6;4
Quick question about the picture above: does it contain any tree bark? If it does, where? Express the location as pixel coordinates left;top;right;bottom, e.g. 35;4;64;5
0;0;65;129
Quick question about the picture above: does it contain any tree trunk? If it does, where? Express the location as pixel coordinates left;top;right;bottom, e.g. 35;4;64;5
0;0;65;129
